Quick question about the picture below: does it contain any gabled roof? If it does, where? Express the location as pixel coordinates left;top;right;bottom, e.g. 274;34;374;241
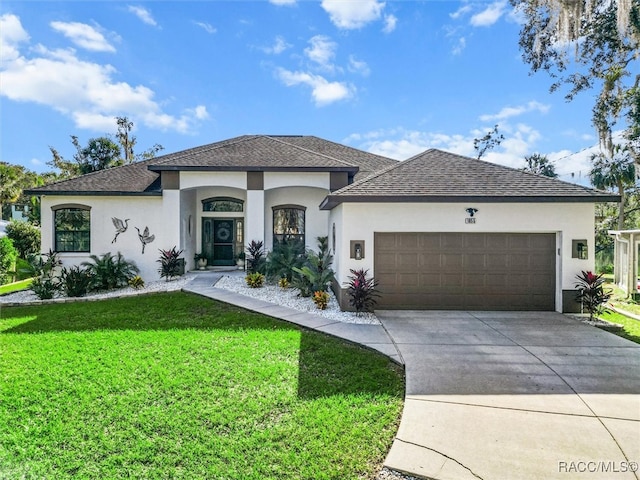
320;149;620;209
27;135;398;196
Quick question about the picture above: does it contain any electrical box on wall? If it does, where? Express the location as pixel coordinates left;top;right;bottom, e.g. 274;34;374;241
350;240;364;260
572;239;588;259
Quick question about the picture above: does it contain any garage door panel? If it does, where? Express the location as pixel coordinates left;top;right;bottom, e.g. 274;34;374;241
421;254;441;268
486;234;509;250
486;254;509;270
442;274;463;287
442;254;463;268
441;234;464;250
398;233;419;249
375;232;555;310
465;233;487;249
398;253;420;269
421;273;443;287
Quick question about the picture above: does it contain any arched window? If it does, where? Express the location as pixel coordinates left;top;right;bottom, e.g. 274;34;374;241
202;197;244;212
52;205;91;252
273;205;305;247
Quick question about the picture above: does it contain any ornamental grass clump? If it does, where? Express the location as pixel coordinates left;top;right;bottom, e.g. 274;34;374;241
346;268;380;315
575;270;612;322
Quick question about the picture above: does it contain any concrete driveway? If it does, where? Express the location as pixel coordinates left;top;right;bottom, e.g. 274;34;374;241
377;311;640;480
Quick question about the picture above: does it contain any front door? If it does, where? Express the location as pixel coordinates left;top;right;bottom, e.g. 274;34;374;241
202;218;242;266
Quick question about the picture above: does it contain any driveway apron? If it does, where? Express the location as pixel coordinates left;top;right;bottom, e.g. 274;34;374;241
378;310;640;480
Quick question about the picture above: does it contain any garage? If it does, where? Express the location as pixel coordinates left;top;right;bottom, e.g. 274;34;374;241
374;232;556;310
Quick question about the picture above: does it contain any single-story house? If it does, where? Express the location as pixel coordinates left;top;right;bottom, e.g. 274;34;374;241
27;134;618;312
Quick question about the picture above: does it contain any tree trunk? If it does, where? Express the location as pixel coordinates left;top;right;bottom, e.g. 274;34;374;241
617;181;626;230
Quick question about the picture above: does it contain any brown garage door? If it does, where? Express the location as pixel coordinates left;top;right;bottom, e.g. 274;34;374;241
374;233;556;310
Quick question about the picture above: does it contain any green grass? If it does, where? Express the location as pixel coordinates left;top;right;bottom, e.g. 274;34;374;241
604;279;640;316
0;292;404;480
600;309;640;345
0;278;32;295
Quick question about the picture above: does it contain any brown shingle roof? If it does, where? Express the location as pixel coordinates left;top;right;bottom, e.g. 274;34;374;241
320;149;620;209
28;135;397;195
25;157;162;196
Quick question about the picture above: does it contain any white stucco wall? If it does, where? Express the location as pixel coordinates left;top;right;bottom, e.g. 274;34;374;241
264;186;330;252
40;195;172;281
329;202;596;311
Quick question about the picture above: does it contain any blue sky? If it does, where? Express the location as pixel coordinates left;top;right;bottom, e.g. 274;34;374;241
1;1;606;184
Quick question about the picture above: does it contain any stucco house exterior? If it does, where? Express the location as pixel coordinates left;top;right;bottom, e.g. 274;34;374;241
28;134;617;313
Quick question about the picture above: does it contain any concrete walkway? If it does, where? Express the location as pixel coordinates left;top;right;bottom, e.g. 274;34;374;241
184;273;639;480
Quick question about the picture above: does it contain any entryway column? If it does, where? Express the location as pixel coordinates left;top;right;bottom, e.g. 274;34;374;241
246;172;265;246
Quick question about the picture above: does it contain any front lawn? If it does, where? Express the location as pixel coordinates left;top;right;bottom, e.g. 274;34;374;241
0;292;404;479
0;278;32;296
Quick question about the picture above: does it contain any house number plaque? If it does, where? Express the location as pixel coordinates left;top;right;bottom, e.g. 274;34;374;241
465;218;476;224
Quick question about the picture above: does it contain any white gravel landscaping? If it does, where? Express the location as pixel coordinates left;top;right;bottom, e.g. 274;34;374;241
0;275;193;306
214;274;380;325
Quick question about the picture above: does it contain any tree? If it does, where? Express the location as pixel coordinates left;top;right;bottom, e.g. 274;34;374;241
523;153;558;177
115;116;163;164
590;144;636;230
49;117;164;178
511;0;640;174
473;124;504;160
0;162;24;219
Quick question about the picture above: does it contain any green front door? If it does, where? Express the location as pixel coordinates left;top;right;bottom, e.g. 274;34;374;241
202;218;242;266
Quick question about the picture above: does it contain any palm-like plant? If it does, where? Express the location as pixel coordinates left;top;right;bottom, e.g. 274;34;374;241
292;236;335;297
82;252;139;290
590;145;636;230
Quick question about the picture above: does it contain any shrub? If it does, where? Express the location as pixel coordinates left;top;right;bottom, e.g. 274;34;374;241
266;241;305;282
31;276;59;300
59;266;92;297
0;237;17;284
83;252;139;290
246;240;266;274
278;277;289;289
346;268;380;315
292;236;335;297
158;247;183;281
128;275;145;289
575;270;612;322
30;250;62;300
245;272;265;288
5;221;40;258
313;290;330;310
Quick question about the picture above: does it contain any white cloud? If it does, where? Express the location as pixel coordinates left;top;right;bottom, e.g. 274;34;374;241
383;14;397;33
305;35;337;71
346;123;544;169
1;17;206;135
50;21;116;53
127;6;157;26
470;0;507;27
194;21;216;34
450;4;472;19
269;0;297;5
348;55;370;76
276;68;353;106
452;36;466;55
479;101;550;122
321;0;385;29
261;35;291;55
0;14;30;62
